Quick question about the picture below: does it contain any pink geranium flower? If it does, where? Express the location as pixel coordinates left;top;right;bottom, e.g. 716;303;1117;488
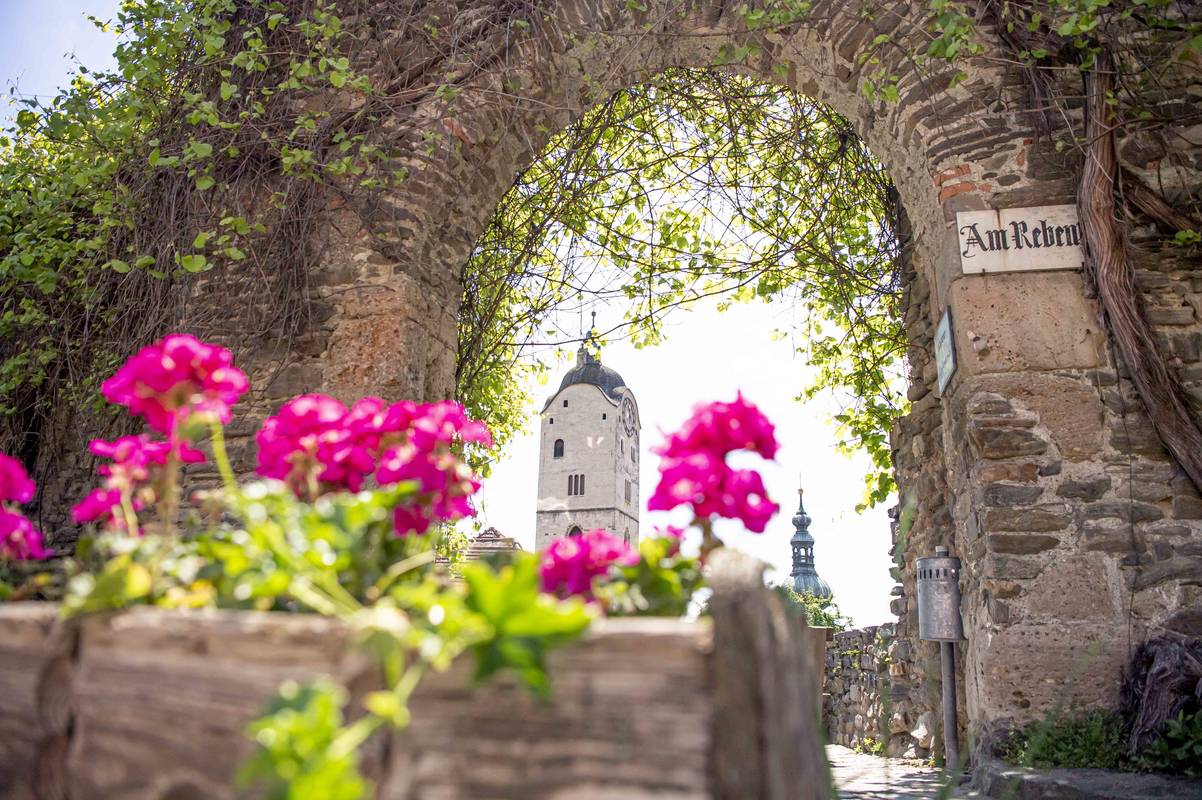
102;334;248;434
72;434;203;532
657;392;778;461
0;453;35;505
540;528;637;599
376;402;490;535
256;394;360;497
256;395;491;534
0;453;48;561
0;509;49;561
648;394;780;533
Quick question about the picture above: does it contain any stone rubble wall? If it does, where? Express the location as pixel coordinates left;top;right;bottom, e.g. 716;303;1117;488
823;624;931;758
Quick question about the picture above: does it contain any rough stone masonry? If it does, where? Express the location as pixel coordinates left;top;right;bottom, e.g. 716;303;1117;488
28;0;1202;762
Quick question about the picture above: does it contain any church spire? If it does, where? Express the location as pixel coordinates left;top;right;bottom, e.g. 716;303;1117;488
790;486;832;598
576;310;599;367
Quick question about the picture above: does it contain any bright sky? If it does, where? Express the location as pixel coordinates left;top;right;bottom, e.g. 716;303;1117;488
2;1;898;625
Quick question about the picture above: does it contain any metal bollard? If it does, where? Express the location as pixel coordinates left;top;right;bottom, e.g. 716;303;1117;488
916;545;963;772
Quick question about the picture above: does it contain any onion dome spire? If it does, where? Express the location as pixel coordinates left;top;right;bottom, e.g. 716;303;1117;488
790;487;831;598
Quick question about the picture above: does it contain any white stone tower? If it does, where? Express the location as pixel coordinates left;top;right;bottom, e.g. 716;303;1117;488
535;342;640;550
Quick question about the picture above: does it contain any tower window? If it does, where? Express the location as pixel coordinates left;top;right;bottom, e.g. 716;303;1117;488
567;473;586;496
549;418;553;424
553;439;564;458
625;480;632;503
579;474;585;495
602;413;607;420
568;525;583;537
563;399;568;407
567;475;574;495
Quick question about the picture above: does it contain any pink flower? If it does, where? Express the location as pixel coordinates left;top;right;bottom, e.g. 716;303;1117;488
647;451;725;514
540;528;637;599
102;334;248;434
72;487;125;526
0;452;48;561
376;418;483;536
257;396;491;528
0;509;48;561
408;400;493;448
717;469;777;533
657;392;778;461
0;453;35;505
256;394;379;496
72;434;201;532
649;394;780;533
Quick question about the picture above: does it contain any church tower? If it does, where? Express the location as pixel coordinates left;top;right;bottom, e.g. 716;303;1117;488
535;342;640;550
790;488;832;598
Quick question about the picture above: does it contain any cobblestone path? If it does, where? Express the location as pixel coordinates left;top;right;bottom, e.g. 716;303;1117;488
827;745;977;800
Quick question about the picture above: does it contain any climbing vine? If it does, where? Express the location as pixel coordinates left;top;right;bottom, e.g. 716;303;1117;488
0;0;388;485
5;0;1202;518
459;69;906;509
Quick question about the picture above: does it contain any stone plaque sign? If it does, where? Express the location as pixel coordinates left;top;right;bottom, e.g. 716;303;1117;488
935;308;956;395
956;204;1083;274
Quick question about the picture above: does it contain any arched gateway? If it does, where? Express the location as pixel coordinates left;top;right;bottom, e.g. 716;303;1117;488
48;0;1202;757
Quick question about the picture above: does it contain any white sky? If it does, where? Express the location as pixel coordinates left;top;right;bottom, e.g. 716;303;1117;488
4;0;898;626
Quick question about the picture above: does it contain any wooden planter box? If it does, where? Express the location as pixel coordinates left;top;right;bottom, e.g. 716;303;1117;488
0;556;828;800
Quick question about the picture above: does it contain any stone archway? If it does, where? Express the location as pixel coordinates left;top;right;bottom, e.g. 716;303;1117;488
86;0;1202;757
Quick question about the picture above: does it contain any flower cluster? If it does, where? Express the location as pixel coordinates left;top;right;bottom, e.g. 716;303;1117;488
101;334;248;434
0;453;48;561
539;528;636;599
73;435;205;532
257;396;492;535
648;393;780;533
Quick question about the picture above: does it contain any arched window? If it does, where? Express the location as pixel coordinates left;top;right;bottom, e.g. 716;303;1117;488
553;438;564;458
568;525;583;537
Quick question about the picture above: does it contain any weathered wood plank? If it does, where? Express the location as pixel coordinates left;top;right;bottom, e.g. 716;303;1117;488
68;608;365;800
0;603;59;800
708;550;830;800
384;618;712;800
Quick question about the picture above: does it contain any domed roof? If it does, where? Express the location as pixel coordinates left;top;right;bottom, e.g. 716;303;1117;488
789;489;832;599
794;571;832;598
542;346;627;410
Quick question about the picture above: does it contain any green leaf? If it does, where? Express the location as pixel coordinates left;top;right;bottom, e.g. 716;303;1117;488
462;555;592;696
220;81;238;101
180;254;210;272
196;175;216;191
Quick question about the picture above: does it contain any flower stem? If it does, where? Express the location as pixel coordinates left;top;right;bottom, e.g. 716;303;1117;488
208;420;239;496
697;517;723;559
161;449;179;537
119;490;140;536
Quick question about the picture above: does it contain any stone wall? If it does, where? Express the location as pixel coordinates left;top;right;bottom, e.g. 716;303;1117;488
22;0;1202;760
823;624;930;758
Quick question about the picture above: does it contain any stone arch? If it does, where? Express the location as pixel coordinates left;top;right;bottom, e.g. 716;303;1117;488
86;0;1200;759
300;0;1076;748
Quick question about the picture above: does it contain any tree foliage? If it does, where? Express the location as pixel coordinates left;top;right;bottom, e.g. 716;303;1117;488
458;69;906;508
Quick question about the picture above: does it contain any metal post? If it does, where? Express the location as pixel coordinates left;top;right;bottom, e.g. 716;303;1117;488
916;544;963;774
940;638;959;772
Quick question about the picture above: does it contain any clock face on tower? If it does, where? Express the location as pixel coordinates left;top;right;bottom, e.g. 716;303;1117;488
620;395;637;437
